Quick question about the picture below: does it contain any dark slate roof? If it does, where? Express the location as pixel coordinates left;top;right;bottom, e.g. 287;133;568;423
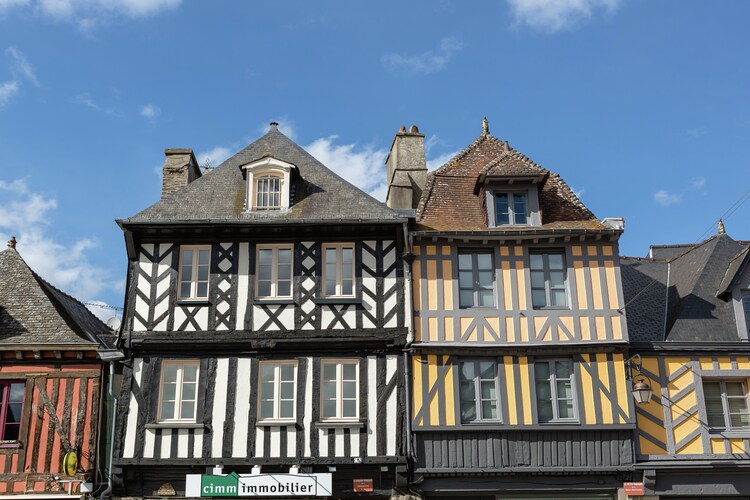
620;257;668;342
622;233;749;344
0;247;108;347
415;132;603;232
122;126;401;224
717;246;749;299
648;244;695;260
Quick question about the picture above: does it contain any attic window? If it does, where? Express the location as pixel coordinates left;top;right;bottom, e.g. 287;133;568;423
485;183;541;227
240;157;295;212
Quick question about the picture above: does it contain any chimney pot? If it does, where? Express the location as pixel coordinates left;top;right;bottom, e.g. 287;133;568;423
409;125;419;134
398;126;407;133
385;124;427;210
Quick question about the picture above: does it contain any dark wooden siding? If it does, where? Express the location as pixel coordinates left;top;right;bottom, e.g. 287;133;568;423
414;430;633;471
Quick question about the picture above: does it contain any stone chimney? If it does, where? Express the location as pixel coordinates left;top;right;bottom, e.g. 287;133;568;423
161;148;201;199
385;125;427;210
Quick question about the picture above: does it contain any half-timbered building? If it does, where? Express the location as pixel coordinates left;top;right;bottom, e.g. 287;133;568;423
621;224;750;498
402;119;636;499
113;123;410;498
0;238;114;499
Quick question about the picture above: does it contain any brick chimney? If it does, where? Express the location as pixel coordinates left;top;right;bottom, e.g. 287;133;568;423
385;125;427;210
161;148;201;199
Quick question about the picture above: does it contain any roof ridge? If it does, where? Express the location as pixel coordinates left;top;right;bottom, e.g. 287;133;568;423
432;134;502;175
32;270;107;333
416;171;437;221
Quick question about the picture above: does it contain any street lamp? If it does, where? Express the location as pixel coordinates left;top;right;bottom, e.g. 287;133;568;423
625;354;653;404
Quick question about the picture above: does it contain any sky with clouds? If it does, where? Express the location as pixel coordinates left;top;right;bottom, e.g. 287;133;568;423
0;0;749;318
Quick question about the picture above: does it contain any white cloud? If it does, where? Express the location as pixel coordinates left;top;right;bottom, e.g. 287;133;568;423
654;189;681;207
507;0;621;32
572;186;585;198
0;179;121;319
304;136;389;200
139;103;161;118
692;177;706;190
196;146;232;169
6;47;39;86
72;92;122;116
687;126;707;138
0;0;30;13
382;36;464;75
0;80;19;106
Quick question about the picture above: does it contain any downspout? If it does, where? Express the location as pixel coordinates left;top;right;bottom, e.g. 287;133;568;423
401;221;415;463
663;261;671;339
98;350;124;500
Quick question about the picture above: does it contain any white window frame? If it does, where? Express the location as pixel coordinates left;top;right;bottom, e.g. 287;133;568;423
255;244;294;299
320;359;359;421
258;361;298;423
241;157;295;212
534;358;578;424
177;245;211;300
530;251;569;309
703;379;750;431
253;173;283;211
458;359;501;423
157;360;200;423
321;243;355;297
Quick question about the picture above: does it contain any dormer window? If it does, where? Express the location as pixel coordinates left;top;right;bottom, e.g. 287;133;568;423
495;191;528;225
485;183;541;227
240;156;296;212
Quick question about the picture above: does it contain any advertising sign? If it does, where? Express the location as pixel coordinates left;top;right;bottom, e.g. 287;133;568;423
623;482;646;496
185;472;333;497
352;479;373;492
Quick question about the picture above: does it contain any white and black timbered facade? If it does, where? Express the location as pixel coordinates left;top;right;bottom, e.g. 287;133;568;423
113;124;410;499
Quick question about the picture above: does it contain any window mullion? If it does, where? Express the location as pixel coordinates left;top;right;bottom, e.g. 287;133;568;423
0;384;7;439
474;363;482;420
544;255;552;307
271;249;278;297
337;365;343;419
550;367;559;421
274;365;281;420
722;381;731;429
336;248;342;296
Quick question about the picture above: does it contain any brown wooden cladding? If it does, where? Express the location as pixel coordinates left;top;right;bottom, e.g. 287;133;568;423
0;363;101;494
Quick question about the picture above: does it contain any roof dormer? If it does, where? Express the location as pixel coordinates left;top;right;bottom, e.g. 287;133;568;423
240;155;297;213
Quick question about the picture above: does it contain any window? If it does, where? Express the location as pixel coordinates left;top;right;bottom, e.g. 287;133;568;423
255;174;282;211
158;361;199;422
322;244;354;297
743;293;750;335
530;252;568;308
256;245;293;298
178;246;210;300
259;362;297;421
535;359;577;423
0;381;24;441
459;360;500;423
321;360;358;420
704;380;750;430
458;251;494;308
495;191;528;225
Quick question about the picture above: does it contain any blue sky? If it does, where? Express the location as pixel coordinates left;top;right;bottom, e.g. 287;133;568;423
0;0;748;318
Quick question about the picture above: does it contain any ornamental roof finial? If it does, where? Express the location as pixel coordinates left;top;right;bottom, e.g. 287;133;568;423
718;219;726;235
7;236;16;249
482;116;489;136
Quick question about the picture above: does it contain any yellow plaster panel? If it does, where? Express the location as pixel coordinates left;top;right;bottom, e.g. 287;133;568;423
414;318;423;342
427;260;437;311
597;353;613;425
412;356;423;422
442;245;451;255
590;263;603;310
413;245;422;256
718;357;732;371
504;356;518;425
505;317;515;342
572;245;582;257
426;245;436;255
520;316;529;343
500;246;509;257
671;392;697;422
516;260;527;309
427;355;438;426
602;245;613;257
739;358;750;370
642;357;661;378
443;356;455;426
639;434;668;455
442;260;453;310
579;354;596;424
594;316;606;341
669;370;694;396
580;317;591;341
604;260;620;309
444;317;454;342
519;356;532;425
502;261;513;310
711;438;726;454
460;317;475;342
574;261;588;309
487;317;500;342
699;357;714;371
672;413;700;445
534;317;547;342
611;315;623;340
666;358;691;377
676;435;702;455
559;316;575;341
514;246;523;257
412;255;422;312
587;245;599;257
428;317;438;342
730;439;745;454
612;354;630;422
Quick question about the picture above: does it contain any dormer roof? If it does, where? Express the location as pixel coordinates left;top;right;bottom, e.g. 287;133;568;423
0;246;109;349
121;126;401;225
415;132;603;232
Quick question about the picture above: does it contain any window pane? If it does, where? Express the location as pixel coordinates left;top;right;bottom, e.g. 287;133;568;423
460;381;476;402
458;254;472;269
343;381;356;399
461;402;477;422
323;364;336;381
532;289;547;307
556;380;573;399
261;382;274;400
183;364;198;382
3;424;19;441
343;400;357;418
198;249;210;265
704;382;721;399
162;383;176;401
181;401;195;419
478;271;493;287
260;401;274;419
179;283;191;298
326;263;337;281
257;281;271;297
477;254;492;270
278;249;292;264
342;248;353;264
180;265;193;282
261;364;274;382
197;282;208;298
514;211;527;225
280;401;294;419
535;381;552;401
163;365;178;383
550;271;565;288
325;280;336;296
726;382;745;397
258;265;272;280
343;363;357;380
278;263;292;280
9;383;24;402
538;400;553;422
342;280;353;296
558;399;574;419
182;382;196;401
479;361;496;379
535;362;551;381
280;382;294;400
459;290;474;308
277;280;291;296
281;364;294;381
555;361;572;378
551;290;567;307
161;402;175;420
548;253;564;270
323;400;336;418
182;250;193;266
325;248;337;264
459;271;473;288
323;381;336;399
481;381;496;400
6;403;22;423
531;270;545;288
730;411;750;428
482;401;498;419
479;290;494;307
530;254;543;270
258;249;272;265
461;362;476;381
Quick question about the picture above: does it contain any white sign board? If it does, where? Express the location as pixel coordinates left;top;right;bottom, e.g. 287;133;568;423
185;472;332;497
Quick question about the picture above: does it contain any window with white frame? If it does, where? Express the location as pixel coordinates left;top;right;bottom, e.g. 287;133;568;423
256;245;293;298
458;250;494;308
259;361;297;421
494;191;529;225
158;361;199;422
178;245;210;300
322;244;354;297
321;360;358;420
255;174;282;211
534;359;577;423
459;360;500;423
704;380;750;430
530;251;568;308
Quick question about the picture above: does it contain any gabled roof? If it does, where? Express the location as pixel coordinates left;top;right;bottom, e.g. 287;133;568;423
0;247;108;348
621;233;749;343
122;126;401;225
415;131;603;232
717;245;750;299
